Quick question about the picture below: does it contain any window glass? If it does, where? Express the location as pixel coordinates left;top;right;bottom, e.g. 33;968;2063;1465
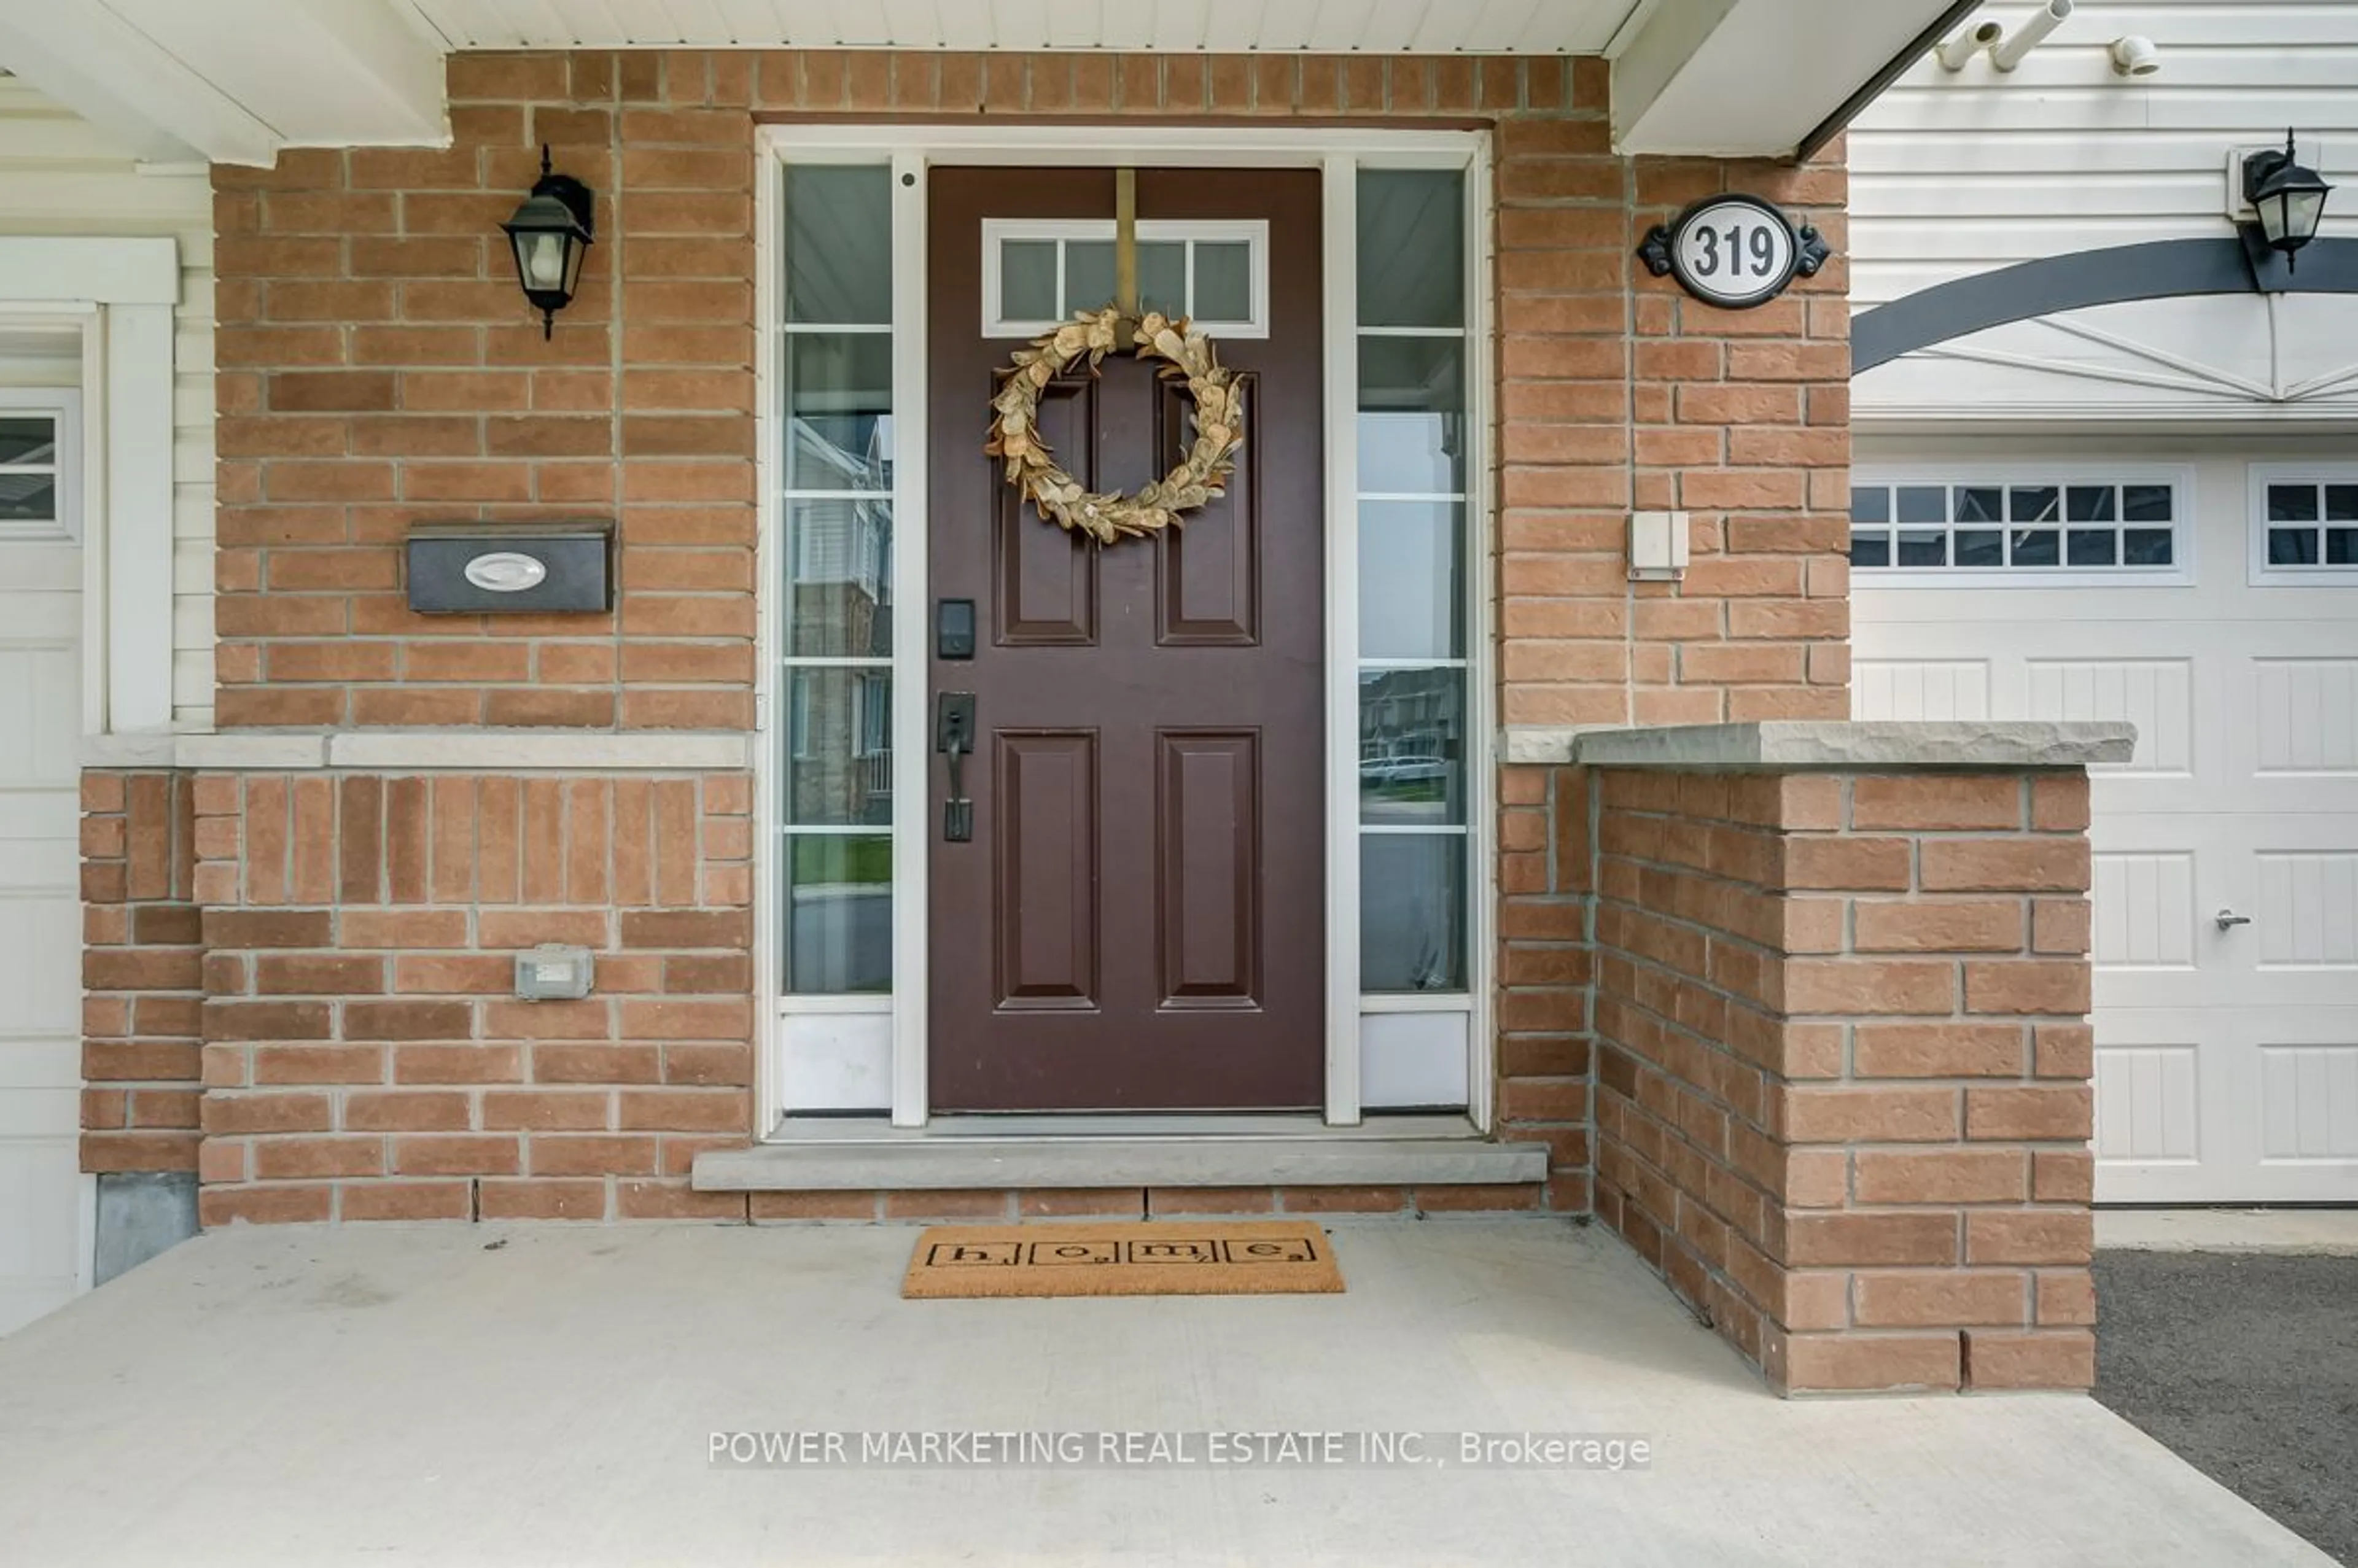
1361;836;1466;992
784;335;892;491
1358;336;1463;494
1193;242;1251;321
786;669;893;827
2257;478;2358;572
1356;169;1464;329
780;161;896;999
1355;166;1469;1000
1849;477;2179;573
1358;669;1465;827
784;165;891;324
784;499;892;658
786;835;892;993
1360;502;1464;661
1000;239;1057;322
0;417;56;466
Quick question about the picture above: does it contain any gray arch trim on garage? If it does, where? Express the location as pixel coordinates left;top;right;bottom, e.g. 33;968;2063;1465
1851;236;2358;375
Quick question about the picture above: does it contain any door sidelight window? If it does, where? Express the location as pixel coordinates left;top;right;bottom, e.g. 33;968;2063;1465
779;162;895;995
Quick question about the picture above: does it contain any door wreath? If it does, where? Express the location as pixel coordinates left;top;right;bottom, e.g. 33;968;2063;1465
984;306;1244;546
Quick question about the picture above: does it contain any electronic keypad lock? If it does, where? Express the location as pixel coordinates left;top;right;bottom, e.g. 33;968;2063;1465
936;692;976;842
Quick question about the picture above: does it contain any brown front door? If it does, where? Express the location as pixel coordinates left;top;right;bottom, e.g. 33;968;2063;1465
927;167;1325;1112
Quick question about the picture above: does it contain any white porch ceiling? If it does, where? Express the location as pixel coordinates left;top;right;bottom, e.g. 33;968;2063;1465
395;0;1641;53
0;0;1958;163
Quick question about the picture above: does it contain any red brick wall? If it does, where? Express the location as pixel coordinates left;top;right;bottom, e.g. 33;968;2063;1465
189;769;755;1223
142;49;1861;1225
1586;767;2097;1394
80;773;203;1174
209;49;1846;735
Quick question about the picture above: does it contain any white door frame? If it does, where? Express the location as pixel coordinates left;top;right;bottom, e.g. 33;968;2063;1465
755;126;1495;1132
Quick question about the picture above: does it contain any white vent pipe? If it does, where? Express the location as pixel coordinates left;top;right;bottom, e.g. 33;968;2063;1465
1936;19;2003;71
1990;0;2072;72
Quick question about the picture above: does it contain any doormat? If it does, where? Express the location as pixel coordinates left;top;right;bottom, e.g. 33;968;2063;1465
901;1221;1344;1300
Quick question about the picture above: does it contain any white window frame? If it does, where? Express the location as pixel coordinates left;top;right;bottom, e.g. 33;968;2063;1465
1850;463;2197;589
755;126;1494;1135
0;389;80;545
980;217;1270;338
2249;463;2358;584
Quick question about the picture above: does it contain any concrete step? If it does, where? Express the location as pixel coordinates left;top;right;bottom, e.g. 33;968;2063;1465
693;1121;1549;1192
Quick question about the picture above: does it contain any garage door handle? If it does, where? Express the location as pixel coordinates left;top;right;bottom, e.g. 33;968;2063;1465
2215;909;2252;931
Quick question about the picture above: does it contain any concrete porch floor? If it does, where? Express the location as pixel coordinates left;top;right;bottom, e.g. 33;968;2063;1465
0;1219;2327;1567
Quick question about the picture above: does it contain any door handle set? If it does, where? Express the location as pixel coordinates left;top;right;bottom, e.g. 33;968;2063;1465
936;692;976;843
2214;909;2253;931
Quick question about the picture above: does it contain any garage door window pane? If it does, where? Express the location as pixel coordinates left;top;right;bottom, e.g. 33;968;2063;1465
2010;486;2061;524
1854;475;2179;575
2066;529;2117;566
2270;484;2319;523
1896;486;1945;525
1955;529;2004;567
2067;486;2116;522
1897;529;1946;567
2257;477;2358;573
2012;530;2060;566
2270;527;2319;566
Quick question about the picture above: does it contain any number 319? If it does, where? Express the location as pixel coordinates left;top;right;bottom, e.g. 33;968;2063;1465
1692;222;1778;279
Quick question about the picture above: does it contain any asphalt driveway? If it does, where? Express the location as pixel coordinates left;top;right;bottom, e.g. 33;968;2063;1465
2096;1251;2358;1567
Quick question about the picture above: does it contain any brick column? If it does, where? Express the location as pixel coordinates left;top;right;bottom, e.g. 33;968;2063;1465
1587;766;2096;1394
80;771;203;1176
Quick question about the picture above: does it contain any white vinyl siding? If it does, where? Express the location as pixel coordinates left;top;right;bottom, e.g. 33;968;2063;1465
1849;1;2358;424
0;78;212;729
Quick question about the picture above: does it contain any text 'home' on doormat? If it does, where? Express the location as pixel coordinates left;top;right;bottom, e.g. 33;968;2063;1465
901;1221;1344;1300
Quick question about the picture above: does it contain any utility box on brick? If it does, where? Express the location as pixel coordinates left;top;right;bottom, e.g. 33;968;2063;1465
405;522;613;615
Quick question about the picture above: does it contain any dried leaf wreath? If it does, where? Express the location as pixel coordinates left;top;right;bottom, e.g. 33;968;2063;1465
984;305;1244;546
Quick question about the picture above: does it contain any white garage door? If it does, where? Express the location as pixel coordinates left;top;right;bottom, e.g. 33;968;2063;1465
0;390;89;1335
1853;448;2358;1205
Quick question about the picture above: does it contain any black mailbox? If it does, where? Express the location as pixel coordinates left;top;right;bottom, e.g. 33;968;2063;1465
405;522;613;615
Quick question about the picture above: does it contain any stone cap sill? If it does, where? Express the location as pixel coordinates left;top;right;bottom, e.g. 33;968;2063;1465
696;1117;1550;1192
1504;720;2136;770
81;729;755;771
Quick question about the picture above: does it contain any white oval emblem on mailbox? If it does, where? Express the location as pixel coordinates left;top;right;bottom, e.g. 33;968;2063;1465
462;552;548;592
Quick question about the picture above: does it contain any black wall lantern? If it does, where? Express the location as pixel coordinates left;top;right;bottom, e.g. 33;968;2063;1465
502;145;595;337
2240;128;2333;284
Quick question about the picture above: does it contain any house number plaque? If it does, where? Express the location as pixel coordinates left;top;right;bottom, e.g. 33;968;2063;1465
1638;194;1829;311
